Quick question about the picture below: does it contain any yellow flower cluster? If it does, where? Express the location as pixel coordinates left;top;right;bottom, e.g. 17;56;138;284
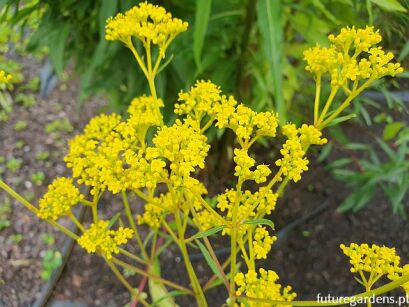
105;1;188;55
0;70;12;85
340;243;402;278
253;226;277;260
233;148;271;183
153;120;210;188
390;264;409;295
37;177;83;220
65;109;168;194
77;220;133;260
127;95;163;128
234;269;296;306
304;26;403;86
216;103;279;144
276;124;327;182
175;80;223;120
215;188;278;234
137;193;174;229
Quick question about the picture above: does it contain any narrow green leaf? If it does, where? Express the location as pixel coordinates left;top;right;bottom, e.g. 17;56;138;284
152;290;185;307
193;0;212;71
107;213;121;229
256;0;285;121
398;40;409;61
383;121;404;141
48;24;71;74
149;258;177;307
243;218;274;230
188;225;225;241
317;142;333;163
370;0;407;12
326;114;357;127
195;240;224;282
99;0;117;36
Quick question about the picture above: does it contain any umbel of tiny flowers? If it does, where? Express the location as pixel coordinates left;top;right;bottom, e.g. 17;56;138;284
304;26;403;128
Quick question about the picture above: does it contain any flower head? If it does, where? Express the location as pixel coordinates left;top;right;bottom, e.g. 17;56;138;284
253;226;277;260
37;177;83;220
234;269;296;306
304;26;403;86
106;1;188;56
341;243;402;278
77;220;133;260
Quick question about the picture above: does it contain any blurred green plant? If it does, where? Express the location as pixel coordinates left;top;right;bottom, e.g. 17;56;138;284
6;157;22;172
0;197;11;231
31;171;45;186
45;118;73;135
3;0;407;120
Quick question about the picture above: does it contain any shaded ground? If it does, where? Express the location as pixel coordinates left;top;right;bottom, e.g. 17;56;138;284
1;57;408;307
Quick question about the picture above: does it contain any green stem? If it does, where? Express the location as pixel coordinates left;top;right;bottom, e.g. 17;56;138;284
112;257;193;295
317;86;339;125
319;80;373;129
122;191;149;260
314;75;321;125
230;178;243;306
0;179;38;213
175;211;208;306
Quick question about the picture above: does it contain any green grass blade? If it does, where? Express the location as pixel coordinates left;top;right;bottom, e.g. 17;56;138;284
194;0;212;72
256;0;285;122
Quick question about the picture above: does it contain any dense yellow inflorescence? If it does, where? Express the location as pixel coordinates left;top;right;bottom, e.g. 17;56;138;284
253;226;277;260
276;124;327;182
37;177;83;220
304;26;403;87
77;220;133;260
105;1;188;57
341;243;402;278
0;70;12;85
234;269;296;306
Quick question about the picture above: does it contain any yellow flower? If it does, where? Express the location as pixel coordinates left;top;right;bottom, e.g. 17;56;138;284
127;95;164;128
153;120;210;188
0;70;12;85
176;80;223;120
37;177;83;220
106;1;188;56
65;113;167;194
217;103;279;144
77;220;133;260
341;243;402;279
215;188;278;235
276;124;327;182
304;26;403;87
137;193;174;229
253;226;277;260
234;269;296;307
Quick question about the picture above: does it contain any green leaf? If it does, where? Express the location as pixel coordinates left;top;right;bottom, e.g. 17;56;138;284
195;240;224;282
383;122;404;141
398;40;409;61
149;258;177;307
326;114;357;127
256;0;285;121
243;218;274;230
152;290;185;307
107;213;120;229
188;225;225;241
99;0;117;36
48;24;71;74
317;142;333;163
193;0;212;71
370;0;407;12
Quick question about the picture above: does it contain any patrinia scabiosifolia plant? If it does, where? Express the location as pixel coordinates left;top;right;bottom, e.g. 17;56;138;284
0;2;408;306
